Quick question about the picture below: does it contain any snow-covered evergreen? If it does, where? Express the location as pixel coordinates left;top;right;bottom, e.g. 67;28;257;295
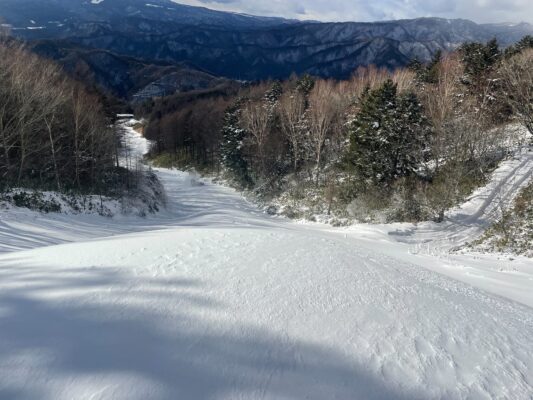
346;80;430;186
220;99;251;186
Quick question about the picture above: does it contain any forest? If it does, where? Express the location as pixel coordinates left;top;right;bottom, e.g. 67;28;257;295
143;36;533;223
0;35;142;203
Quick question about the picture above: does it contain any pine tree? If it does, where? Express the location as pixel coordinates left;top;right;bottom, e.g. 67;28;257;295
409;51;441;85
407;58;424;84
460;39;501;85
407;58;423;73
505;35;533;58
394;92;431;177
296;74;315;96
485;38;501;66
346;79;398;184
516;35;533;52
425;50;442;84
346;80;429;186
220;99;251;186
265;81;283;104
264;81;283;126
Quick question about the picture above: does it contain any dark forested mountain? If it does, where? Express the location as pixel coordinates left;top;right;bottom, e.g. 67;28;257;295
2;0;533;80
27;39;229;100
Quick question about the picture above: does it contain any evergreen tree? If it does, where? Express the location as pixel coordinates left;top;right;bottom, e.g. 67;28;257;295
220;99;251;186
485;38;501;65
264;81;283;126
516;35;533;52
409;51;441;85
408;58;425;85
346;80;429;186
460;39;501;85
346;79;398;184
296;74;315;96
394;92;431;177
407;58;423;73
505;35;533;58
460;42;487;80
265;81;283;104
425;50;442;84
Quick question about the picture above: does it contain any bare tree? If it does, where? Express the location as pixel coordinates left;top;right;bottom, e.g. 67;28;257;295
0;40;116;192
307;80;341;185
279;91;306;171
420;54;462;174
391;68;416;93
348;65;389;98
499;49;533;135
241;100;270;174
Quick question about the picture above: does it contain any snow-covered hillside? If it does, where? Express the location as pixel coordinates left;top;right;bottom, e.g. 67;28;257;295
0;121;531;399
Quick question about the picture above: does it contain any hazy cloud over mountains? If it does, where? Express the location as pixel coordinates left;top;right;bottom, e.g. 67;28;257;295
175;0;533;23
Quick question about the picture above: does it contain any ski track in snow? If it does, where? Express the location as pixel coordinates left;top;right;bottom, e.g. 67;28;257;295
0;121;532;399
390;144;533;251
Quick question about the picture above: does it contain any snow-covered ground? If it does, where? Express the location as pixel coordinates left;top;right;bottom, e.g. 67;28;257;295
359;140;533;308
0;121;531;399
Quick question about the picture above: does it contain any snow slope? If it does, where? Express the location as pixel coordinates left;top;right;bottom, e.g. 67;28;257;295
374;135;533;308
389;143;533;253
0;121;532;399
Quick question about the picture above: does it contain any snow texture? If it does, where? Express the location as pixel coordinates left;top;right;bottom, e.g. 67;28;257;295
0;120;531;399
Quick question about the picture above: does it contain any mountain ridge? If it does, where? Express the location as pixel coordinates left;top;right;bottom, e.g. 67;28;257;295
2;0;533;81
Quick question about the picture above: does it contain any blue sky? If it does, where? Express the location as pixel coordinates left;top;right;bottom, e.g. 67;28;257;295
174;0;533;24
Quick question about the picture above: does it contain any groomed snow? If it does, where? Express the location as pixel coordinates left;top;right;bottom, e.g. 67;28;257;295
0;121;531;399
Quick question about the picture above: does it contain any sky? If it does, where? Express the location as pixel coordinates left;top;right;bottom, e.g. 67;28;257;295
173;0;533;24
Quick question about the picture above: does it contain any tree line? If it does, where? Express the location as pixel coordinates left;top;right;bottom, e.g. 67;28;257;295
145;36;533;222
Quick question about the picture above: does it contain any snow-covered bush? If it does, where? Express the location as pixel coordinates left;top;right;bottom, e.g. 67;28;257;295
474;180;533;256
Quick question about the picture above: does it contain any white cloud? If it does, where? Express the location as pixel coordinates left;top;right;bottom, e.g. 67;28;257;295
173;0;533;23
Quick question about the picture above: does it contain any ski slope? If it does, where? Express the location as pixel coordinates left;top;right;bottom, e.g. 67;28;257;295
0;122;532;399
389;143;533;253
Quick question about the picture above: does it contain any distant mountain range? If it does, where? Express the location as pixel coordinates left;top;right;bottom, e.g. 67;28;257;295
2;0;533;96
